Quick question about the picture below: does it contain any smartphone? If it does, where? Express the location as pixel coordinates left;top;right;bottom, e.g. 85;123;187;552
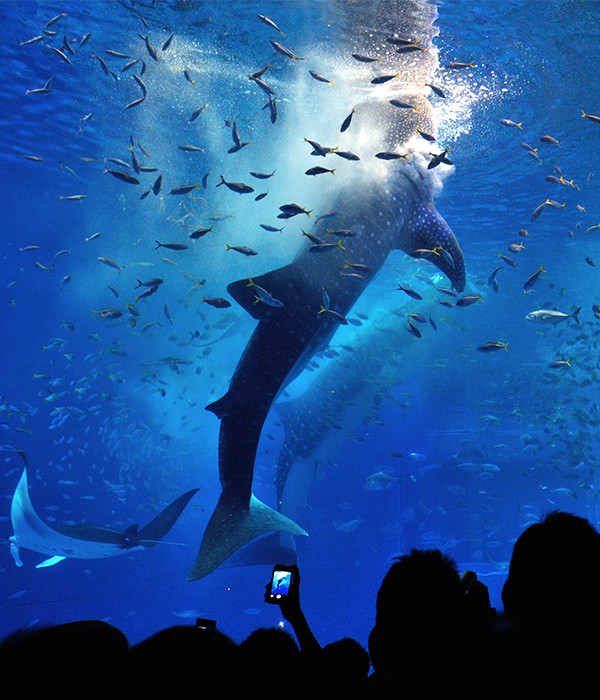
195;618;216;630
266;565;294;603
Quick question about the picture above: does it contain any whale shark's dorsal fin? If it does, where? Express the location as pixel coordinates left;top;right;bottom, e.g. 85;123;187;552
188;492;307;581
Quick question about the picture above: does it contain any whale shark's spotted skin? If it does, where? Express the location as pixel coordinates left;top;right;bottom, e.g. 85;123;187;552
189;1;466;581
191;144;464;579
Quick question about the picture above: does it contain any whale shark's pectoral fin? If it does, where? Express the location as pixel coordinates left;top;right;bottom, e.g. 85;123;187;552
36;555;66;568
404;203;466;292
188;492;307;581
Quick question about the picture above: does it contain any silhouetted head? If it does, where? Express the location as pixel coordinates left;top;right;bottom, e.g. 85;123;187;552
239;627;301;690
371;549;463;674
321;637;370;698
0;620;128;699
502;510;600;623
376;548;463;627
107;625;239;698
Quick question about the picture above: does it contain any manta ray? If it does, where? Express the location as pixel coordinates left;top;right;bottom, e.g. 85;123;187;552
10;468;198;569
188;0;466;580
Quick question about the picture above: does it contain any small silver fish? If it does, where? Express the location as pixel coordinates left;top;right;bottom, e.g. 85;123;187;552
525;308;580;324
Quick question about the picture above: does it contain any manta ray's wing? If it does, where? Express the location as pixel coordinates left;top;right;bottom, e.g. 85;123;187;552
10;468;199;566
137;488;199;546
53;489;199;548
9;467;86;566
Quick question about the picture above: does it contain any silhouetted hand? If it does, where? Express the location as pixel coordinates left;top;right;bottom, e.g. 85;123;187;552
279;565;302;622
264;564;320;652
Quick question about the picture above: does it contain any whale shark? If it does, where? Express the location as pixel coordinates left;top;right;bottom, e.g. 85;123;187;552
10;468;198;568
218;288;445;571
188;2;466;580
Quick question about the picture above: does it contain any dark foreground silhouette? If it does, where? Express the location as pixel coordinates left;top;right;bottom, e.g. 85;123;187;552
3;509;598;699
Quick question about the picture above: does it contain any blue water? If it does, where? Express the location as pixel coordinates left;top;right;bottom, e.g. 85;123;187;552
2;0;600;649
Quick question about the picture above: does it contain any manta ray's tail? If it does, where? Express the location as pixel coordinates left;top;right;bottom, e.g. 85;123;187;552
187;492;307;581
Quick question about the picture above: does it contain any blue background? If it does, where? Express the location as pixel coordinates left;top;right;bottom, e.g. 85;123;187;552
1;0;600;650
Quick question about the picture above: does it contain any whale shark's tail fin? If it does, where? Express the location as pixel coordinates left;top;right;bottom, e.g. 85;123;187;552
220;531;298;569
188;492;307;581
138;488;199;547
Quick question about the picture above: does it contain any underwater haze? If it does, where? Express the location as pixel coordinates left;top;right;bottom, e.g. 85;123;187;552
2;0;600;648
